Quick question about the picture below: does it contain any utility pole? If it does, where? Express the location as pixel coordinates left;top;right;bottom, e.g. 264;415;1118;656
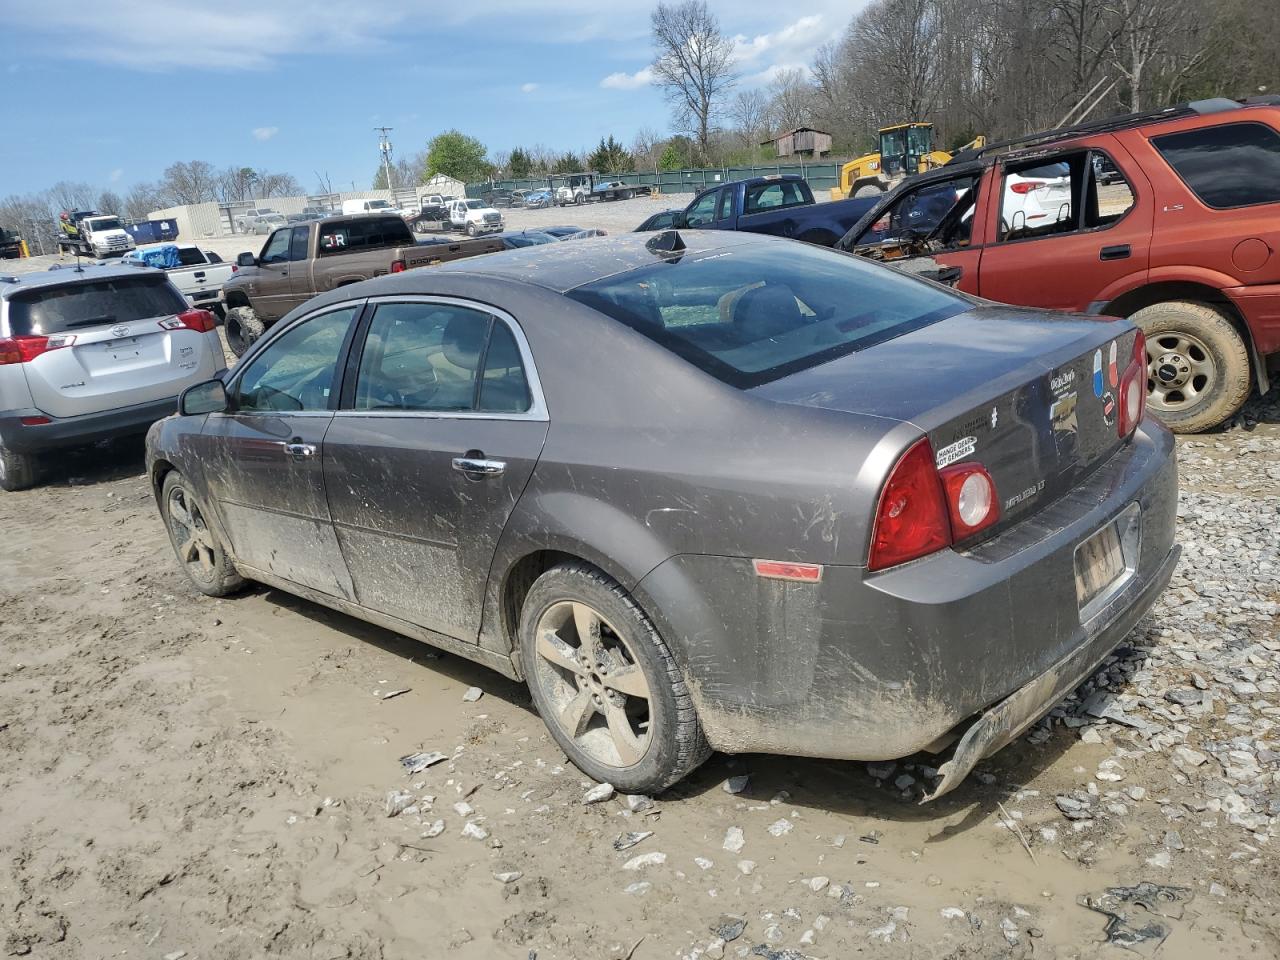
375;127;395;191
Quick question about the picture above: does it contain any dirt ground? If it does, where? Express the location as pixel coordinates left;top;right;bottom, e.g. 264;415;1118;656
2;202;1278;959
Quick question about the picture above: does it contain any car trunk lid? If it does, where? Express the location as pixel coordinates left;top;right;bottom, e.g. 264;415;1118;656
7;274;218;419
752;305;1139;538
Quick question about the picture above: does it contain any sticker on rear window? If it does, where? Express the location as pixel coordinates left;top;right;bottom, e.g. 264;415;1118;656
935;435;976;468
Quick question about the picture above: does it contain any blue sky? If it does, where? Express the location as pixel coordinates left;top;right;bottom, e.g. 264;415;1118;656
0;1;865;197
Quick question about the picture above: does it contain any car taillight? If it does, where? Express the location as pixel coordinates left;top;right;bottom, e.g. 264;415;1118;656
939;463;1001;540
0;334;76;365
868;438;952;571
160;309;217;333
870;438;1003;571
390;259;407;273
1117;330;1146;438
1009;180;1045;194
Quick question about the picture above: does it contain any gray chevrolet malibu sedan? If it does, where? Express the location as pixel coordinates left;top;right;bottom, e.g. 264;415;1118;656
147;230;1179;800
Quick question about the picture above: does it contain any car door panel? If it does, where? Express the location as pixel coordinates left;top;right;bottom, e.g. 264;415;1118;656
324;416;547;639
196;305;361;597
248;228;294;320
975;143;1154;311
321;298;548;642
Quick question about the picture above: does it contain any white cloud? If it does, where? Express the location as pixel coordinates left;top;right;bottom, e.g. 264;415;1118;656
252;126;279;141
600;66;653;90
108;168;123;182
733;15;826;65
520;82;538;94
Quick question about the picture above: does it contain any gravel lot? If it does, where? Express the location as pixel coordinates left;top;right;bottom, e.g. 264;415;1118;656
0;202;1277;958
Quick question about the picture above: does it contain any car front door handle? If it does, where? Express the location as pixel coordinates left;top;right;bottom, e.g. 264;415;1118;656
1099;244;1131;261
284;441;317;460
452;456;506;479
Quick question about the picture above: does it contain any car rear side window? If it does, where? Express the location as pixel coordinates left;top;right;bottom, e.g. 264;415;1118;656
7;275;188;336
353;302;531;414
567;242;968;388
1152;121;1280;209
318;217;414;256
744;181;806;214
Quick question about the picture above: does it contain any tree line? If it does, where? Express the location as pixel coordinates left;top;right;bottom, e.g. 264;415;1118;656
1;161;305;253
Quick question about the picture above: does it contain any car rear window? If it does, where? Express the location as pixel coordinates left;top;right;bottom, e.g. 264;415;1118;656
566;242;968;388
7;275;188;336
1152;121;1280;209
176;247;207;266
317;217;413;256
744;180;808;214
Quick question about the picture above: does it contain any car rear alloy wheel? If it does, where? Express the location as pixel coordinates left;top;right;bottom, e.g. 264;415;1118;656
1131;300;1251;433
0;439;38;492
520;563;710;793
161;471;244;597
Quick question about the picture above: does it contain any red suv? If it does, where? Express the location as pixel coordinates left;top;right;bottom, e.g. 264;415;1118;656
839;97;1280;432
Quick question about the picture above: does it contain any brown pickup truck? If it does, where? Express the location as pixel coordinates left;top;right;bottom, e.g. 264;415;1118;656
221;213;503;356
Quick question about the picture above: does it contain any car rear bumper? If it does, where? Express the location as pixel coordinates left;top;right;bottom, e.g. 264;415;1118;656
636;419;1178;785
0;393;199;454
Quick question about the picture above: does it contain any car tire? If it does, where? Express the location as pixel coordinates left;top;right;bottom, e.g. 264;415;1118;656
1130;300;1251;433
160;470;244;597
575;194;585;206
0;439;39;492
224;306;265;358
853;183;884;198
520;562;711;794
466;223;477;237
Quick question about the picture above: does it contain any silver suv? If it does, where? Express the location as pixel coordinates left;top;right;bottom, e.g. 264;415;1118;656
0;264;227;490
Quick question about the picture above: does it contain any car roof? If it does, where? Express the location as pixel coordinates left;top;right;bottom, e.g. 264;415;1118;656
362;229;774;294
0;262;162;298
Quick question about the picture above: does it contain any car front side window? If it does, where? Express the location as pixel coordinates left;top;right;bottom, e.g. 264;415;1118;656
233;307;358;413
685;190;719;227
260;229;291;264
353;302;531;414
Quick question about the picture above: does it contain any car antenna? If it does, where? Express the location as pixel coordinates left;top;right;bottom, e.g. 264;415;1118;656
74;248;84;273
645;230;686;257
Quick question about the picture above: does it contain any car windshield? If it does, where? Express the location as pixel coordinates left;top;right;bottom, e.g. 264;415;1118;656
464;200;485;210
366;200;393;210
7;275;187;336
567;242;968;388
88;217;122;230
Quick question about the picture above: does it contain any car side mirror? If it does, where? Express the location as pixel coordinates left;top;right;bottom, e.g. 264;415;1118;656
236;252;256;268
179;379;229;416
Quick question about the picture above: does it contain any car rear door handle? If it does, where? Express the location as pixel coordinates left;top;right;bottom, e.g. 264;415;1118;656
452;455;506;479
1099;244;1131;261
284;441;317;460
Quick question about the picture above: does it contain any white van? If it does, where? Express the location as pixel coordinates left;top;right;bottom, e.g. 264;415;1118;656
340;198;398;216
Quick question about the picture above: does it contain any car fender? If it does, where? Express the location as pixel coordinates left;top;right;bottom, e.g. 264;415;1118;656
478;486;680;660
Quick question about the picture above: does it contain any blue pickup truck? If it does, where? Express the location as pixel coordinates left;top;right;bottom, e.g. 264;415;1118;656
678;175;877;247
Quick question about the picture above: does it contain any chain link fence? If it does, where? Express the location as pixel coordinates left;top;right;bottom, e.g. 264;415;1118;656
467;162;842;200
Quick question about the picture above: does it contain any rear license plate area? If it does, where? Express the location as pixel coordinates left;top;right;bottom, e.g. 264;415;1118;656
1075;523;1123;607
105;336;143;360
1073;503;1140;619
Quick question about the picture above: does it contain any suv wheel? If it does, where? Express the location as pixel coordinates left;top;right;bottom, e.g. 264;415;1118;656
0;439;38;492
520;562;711;793
466;222;477;237
1131;300;1251;433
224;306;265;358
160;471;244;597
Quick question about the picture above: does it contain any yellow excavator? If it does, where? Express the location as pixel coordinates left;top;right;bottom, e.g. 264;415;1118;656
830;122;987;200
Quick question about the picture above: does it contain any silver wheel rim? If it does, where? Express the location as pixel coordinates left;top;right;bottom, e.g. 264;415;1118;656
167;485;218;579
1147;331;1216;413
533;600;652;769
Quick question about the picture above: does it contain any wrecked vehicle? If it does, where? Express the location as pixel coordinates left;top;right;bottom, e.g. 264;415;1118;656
147;230;1178;800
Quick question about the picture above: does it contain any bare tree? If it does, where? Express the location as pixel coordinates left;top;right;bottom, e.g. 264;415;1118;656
650;0;736;163
48;181;97;213
767;69;813;134
96;191;124;216
729;89;770;146
254;172;303;198
630;126;665;169
159;161;219;205
125;182;164;219
217;166;258;203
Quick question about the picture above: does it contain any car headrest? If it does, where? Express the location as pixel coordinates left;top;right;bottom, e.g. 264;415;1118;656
441;313;486;370
732;284;804;341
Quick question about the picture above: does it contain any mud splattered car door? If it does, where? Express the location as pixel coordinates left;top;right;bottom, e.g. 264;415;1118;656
322;298;548;641
201;305;361;598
